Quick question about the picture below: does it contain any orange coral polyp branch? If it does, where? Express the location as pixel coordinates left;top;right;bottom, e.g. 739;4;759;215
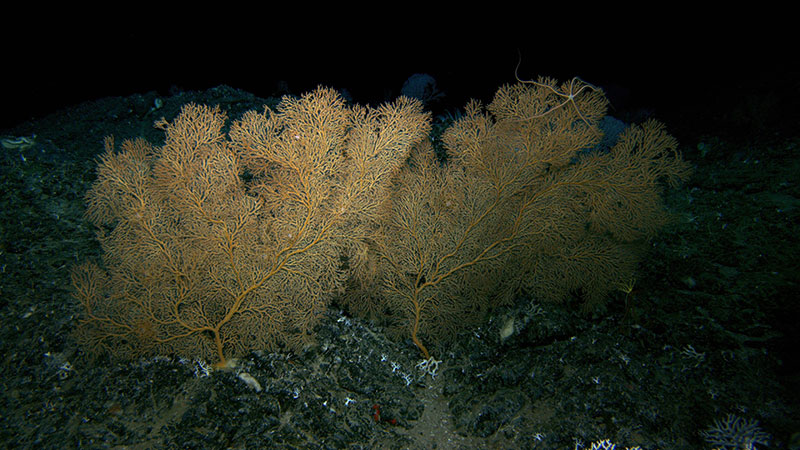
73;82;689;366
73;90;432;364
366;77;690;358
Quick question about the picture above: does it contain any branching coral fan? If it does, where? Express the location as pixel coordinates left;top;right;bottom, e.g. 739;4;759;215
344;78;691;358
73;87;430;366
73;80;690;364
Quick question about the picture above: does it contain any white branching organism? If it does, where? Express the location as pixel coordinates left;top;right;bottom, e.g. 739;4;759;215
701;414;771;449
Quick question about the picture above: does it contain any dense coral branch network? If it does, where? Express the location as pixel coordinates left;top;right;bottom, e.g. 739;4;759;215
73;80;690;365
514;59;603;124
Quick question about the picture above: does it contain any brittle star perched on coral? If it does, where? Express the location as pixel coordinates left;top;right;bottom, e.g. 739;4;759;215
514;59;603;125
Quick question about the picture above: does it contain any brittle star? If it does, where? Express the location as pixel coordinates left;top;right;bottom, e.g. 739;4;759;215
514;59;601;125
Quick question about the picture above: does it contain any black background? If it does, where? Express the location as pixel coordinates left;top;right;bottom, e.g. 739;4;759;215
2;13;796;139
